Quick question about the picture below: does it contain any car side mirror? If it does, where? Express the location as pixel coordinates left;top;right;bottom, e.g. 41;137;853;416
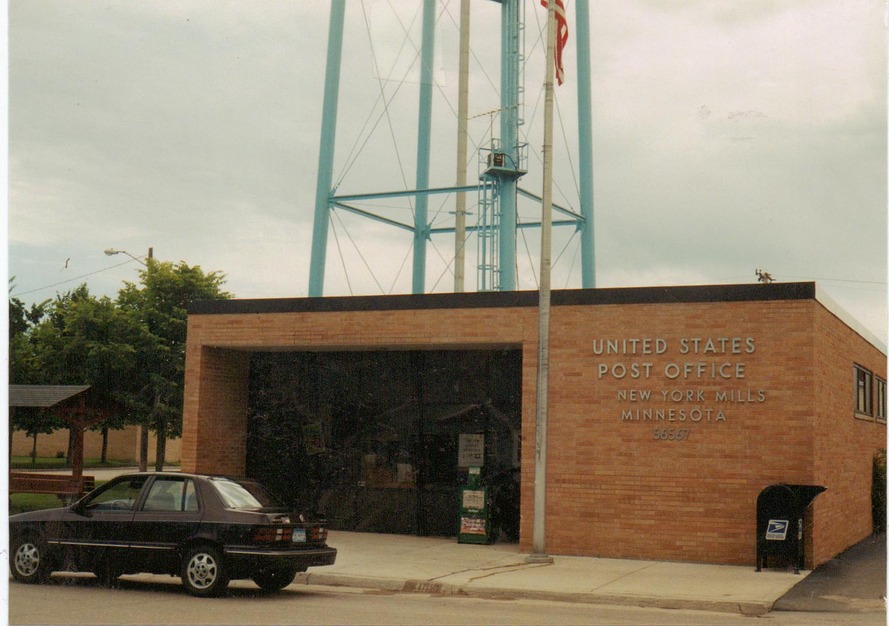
72;501;92;517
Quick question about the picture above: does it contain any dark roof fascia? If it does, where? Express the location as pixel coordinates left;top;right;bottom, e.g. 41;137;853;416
189;282;817;316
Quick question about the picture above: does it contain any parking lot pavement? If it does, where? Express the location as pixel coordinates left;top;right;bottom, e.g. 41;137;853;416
772;533;886;613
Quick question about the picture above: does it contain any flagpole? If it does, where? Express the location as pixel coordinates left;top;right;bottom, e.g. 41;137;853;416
527;0;558;565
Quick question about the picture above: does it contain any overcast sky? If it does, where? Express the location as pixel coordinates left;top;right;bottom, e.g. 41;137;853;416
8;0;887;344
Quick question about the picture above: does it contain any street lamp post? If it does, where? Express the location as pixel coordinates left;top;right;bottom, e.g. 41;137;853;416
104;247;154;471
104;247;153;266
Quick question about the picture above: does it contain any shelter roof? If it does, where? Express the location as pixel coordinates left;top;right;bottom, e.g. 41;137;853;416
9;384;91;408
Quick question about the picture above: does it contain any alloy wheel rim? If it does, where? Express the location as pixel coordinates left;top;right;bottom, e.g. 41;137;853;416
187;553;217;589
15;543;40;577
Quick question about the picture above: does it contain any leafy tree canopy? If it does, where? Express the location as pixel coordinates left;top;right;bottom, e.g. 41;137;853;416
8;261;231;452
11;285;139;434
116;260;231;444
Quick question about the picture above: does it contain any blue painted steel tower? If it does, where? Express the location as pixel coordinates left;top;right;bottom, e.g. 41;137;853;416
309;0;595;297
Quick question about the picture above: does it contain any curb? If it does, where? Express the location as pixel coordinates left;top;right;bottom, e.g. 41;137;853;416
297;572;773;616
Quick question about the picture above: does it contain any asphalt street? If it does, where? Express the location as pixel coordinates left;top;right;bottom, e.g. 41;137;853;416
7;576;885;625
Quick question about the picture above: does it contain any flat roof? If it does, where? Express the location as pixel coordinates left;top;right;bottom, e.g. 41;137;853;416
189;282;817;315
187;282;885;354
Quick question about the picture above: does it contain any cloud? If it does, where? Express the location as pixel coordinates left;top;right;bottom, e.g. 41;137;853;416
8;0;886;345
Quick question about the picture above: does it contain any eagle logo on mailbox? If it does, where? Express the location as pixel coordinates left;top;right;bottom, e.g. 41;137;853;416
765;519;790;540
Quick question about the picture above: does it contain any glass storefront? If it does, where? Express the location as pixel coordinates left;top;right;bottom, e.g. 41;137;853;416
247;349;521;540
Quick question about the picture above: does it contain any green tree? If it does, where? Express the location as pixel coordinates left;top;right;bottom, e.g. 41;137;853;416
116;260;231;470
23;285;139;463
31;286;138;387
8;281;49;385
8;291;55;462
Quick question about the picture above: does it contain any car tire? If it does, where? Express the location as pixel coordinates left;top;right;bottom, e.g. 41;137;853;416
252;568;297;593
11;536;51;584
181;545;229;597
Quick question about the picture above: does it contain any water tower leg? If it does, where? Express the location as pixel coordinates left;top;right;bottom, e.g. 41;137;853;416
309;0;346;297
575;0;596;288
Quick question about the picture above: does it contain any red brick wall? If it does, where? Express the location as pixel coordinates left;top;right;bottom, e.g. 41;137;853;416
811;305;886;566
521;299;824;564
181;346;250;475
182;292;885;565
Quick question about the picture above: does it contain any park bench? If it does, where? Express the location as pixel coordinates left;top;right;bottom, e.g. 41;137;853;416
10;472;96;502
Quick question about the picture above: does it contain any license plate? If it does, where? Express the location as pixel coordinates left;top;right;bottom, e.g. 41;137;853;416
292;528;306;543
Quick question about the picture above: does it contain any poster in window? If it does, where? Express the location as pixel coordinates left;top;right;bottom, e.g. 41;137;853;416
458;433;484;467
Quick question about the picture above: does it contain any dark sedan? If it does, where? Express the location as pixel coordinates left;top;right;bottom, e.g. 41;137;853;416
9;472;337;596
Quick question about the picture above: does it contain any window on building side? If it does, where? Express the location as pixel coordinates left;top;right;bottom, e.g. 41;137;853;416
855;365;873;416
877;378;887;422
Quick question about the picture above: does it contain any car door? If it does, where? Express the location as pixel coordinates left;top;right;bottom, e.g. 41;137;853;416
54;475;147;573
129;476;203;574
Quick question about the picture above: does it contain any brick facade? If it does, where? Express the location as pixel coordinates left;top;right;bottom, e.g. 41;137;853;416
181;347;250;475
182;284;885;567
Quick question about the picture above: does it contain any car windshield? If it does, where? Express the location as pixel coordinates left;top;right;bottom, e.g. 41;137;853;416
210;478;282;510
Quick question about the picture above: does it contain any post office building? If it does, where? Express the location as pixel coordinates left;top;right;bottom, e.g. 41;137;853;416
181;282;886;568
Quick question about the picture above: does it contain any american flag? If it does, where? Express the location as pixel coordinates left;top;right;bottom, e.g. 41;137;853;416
541;0;568;85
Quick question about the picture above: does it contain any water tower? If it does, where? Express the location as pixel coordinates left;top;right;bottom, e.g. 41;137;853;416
308;0;595;296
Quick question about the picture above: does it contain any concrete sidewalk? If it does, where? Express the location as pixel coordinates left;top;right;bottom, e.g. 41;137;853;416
297;531;806;616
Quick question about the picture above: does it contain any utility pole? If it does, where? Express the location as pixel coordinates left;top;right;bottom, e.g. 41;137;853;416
139;246;154;472
105;245;155;472
454;0;470;292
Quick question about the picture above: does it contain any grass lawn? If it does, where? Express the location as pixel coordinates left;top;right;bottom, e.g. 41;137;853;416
10;456;136;470
9;492;70;515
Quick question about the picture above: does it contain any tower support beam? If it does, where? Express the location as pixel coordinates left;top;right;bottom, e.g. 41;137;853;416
309;0;346;297
412;0;437;294
576;0;596;287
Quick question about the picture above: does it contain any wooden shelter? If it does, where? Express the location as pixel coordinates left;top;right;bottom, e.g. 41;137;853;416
9;385;122;484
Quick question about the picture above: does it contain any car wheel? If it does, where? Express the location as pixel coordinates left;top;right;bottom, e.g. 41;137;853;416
181;545;229;597
252;568;297;593
11;536;51;584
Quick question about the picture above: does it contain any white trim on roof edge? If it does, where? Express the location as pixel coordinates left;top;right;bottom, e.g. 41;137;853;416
816;283;887;355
